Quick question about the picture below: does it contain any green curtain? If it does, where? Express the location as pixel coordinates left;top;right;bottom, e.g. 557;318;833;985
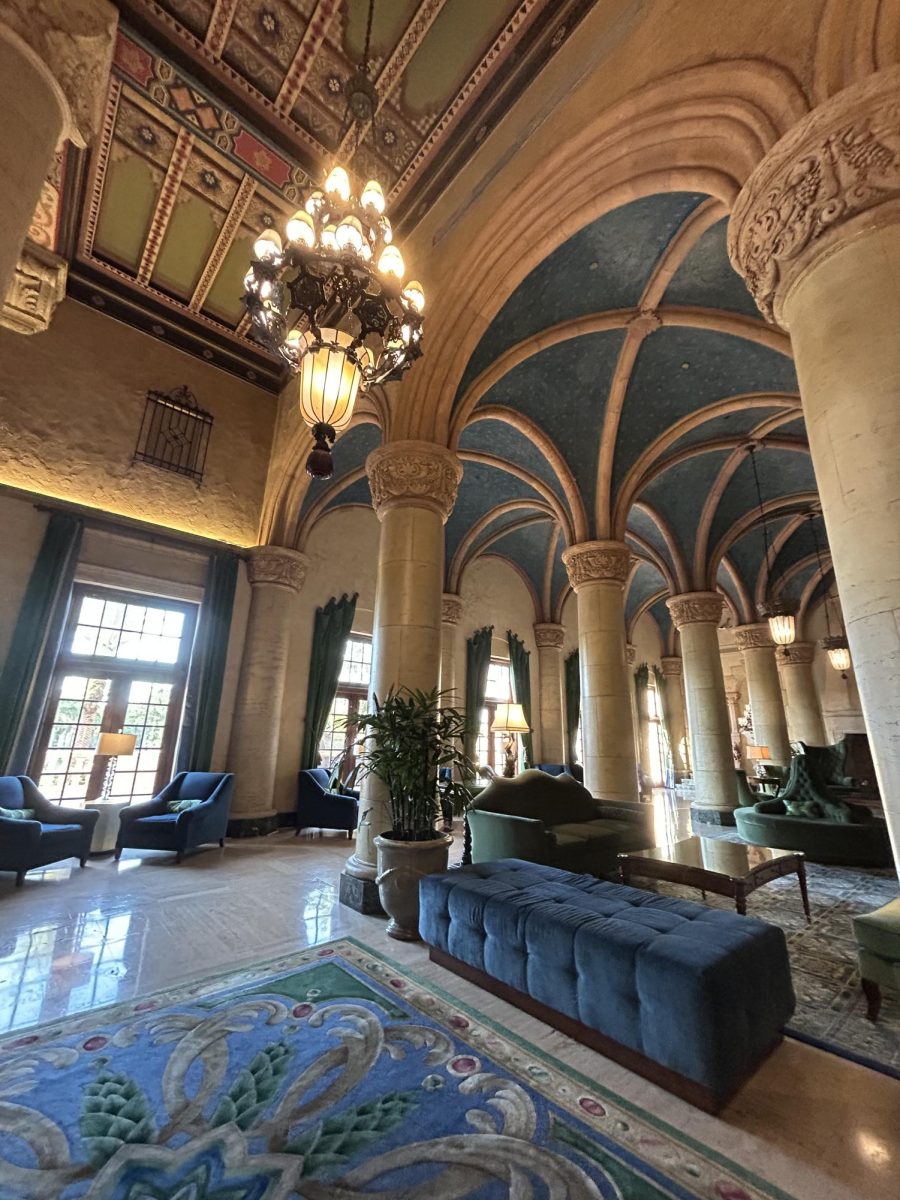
633;661;650;727
564;649;580;766
653;664;674;768
464;625;493;772
177;550;240;773
300;593;358;770
0;511;84;774
506;630;533;768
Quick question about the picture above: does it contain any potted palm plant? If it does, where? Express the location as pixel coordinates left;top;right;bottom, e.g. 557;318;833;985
353;687;473;940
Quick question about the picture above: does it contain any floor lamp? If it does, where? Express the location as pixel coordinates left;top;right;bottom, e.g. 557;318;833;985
491;703;530;778
97;732;137;800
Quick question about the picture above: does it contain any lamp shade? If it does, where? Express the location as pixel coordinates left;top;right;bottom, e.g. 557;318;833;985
821;634;851;672
297;329;371;433
745;745;771;761
98;732;136;757
491;703;530;734
767;612;796;647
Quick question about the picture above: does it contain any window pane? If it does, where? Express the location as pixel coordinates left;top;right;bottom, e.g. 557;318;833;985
130;681;152;704
162;610;184;638
78;596;105;625
49;725;75;749
146;705;169;726
71;626;98;656
123;604;146;632
60;676;88;701
102;600;126;627
149;683;172;705
96;628;120;657
142;607;164;635
54;700;82;723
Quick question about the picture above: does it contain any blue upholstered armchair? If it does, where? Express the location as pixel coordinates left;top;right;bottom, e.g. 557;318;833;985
296;768;358;837
0;776;99;887
115;772;234;862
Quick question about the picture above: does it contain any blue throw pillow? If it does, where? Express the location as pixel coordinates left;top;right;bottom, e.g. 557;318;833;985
166;798;203;814
0;806;35;821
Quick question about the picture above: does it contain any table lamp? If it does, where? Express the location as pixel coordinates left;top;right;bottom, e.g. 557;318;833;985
491;703;530;777
97;731;137;800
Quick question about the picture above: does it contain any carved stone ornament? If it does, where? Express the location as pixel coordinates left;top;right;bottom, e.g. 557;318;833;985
1;241;66;334
666;592;724;629
562;541;631;590
625;644;636;666
534;623;565;650
246;546;309;592
734;623;775;652
729;66;900;325
366;441;462;523
659;655;684;678
442;594;463;625
1;0;118;147
777;640;816;666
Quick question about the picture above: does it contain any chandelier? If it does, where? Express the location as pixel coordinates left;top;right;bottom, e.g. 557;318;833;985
807;510;851;676
747;443;796;649
243;1;424;479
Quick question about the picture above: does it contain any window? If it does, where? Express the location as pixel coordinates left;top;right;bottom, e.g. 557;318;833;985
32;587;196;805
475;658;512;774
317;636;372;778
645;675;669;786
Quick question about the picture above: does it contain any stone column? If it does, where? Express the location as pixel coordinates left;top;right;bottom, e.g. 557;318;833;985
667;593;736;822
729;65;900;867
0;3;116;301
440;593;462;706
734;624;791;765
534;623;566;764
724;675;744;768
562;542;637;803
660;656;689;773
778;642;827;746
226;546;308;835
342;441;462;912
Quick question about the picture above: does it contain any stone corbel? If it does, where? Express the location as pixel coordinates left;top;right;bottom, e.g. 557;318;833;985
1;241;67;334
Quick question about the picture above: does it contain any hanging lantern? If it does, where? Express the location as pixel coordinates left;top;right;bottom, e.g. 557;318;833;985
296;330;372;476
757;598;796;648
821;634;851;674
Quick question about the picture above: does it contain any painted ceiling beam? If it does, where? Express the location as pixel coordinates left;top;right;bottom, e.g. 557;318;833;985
137;127;195;285
205;0;240;56
276;0;343;116
190;173;256;311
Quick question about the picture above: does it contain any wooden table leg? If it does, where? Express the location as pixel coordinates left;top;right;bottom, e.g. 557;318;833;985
862;978;882;1022
796;858;811;924
735;888;747;916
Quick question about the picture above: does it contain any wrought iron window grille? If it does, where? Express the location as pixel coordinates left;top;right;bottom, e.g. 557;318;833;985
133;385;212;483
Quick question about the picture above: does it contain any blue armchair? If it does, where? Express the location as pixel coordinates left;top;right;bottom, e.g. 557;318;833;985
115;772;234;862
0;776;99;887
296;768;358;837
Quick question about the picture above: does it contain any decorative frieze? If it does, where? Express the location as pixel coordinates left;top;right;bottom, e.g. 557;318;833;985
562;540;631;590
777;640;816;666
729;65;900;324
534;623;565;650
441;593;463;625
734;623;775;652
246;546;308;593
659;655;683;678
1;241;66;334
667;592;724;629
366;440;462;523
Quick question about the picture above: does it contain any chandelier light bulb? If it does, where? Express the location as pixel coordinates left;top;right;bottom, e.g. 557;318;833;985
324;165;351;202
320;224;338;251
285;328;306;355
402;280;425;312
304;189;325;217
286;210;316;248
253;229;282;261
336;215;364;253
380;216;393;243
360;179;385;214
378;244;405;280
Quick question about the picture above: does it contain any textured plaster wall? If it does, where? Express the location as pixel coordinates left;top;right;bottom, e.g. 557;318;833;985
0;301;274;546
0;494;48;670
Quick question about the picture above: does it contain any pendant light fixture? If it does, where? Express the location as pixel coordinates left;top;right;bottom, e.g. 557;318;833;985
807;509;851;676
747;443;796;649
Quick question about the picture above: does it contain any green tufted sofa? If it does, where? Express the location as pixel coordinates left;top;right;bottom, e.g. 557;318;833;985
466;769;655;876
734;755;893;867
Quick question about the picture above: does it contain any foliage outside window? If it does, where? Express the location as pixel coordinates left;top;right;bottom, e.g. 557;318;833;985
475;658;512;773
317;635;372;775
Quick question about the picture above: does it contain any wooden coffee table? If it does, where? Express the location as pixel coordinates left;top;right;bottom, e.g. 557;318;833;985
618;837;811;922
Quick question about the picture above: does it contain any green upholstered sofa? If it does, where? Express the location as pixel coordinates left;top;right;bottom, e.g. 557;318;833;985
466;769;655;876
852;898;900;1021
734;755;893;867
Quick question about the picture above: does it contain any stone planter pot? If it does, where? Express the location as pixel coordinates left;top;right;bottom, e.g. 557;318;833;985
374;831;453;941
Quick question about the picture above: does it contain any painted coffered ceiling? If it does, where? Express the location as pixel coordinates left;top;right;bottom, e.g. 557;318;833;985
43;1;592;389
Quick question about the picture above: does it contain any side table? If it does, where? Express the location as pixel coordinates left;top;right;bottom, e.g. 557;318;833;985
84;799;130;854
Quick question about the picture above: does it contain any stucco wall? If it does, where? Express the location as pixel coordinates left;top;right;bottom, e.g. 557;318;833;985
0;300;274;546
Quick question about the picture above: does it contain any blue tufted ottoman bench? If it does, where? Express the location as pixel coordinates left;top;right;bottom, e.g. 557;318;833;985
420;859;795;1112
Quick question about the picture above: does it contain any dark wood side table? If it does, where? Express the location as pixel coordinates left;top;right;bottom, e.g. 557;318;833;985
618;837;811;922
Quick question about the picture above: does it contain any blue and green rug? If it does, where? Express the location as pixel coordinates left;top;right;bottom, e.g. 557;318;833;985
0;938;794;1200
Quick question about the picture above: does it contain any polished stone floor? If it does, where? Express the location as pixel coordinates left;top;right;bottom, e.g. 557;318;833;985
1;819;898;1200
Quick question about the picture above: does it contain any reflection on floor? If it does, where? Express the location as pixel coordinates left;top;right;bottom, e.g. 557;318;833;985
0;795;898;1200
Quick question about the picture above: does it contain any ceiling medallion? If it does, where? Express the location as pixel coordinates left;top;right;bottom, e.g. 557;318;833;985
243;0;425;480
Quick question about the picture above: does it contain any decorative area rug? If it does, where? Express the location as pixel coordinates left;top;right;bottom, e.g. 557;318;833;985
656;862;900;1074
0;939;795;1200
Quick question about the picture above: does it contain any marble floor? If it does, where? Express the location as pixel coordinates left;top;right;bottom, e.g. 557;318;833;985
1;825;898;1200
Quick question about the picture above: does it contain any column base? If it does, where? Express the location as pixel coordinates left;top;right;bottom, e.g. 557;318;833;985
691;805;737;827
339;870;385;916
227;812;280;838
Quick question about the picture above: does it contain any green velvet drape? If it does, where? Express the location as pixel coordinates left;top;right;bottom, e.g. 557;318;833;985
633;661;650;729
300;593;358;770
564;649;580;766
506;630;533;768
464;625;493;772
0;511;84;774
177;550;240;773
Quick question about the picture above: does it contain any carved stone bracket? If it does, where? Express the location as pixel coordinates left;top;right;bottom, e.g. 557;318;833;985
534;623;565;650
366;440;462;523
441;593;463;625
667;592;724;629
659;655;683;678
625;644;636;666
562;540;631;591
729;65;900;325
777;640;816;666
246;546;308;593
1;241;66;334
734;623;776;652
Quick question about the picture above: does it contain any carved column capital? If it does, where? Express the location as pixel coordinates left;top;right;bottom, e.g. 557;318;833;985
562;540;631;591
534;622;565;650
246;546;308;593
1;241;66;334
366;440;462;523
734;623;776;652
667;591;724;629
441;593;463;625
659;655;683;678
777;640;816;666
729;66;900;325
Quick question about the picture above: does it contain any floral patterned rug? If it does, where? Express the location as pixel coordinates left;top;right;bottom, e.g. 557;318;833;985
0;938;795;1200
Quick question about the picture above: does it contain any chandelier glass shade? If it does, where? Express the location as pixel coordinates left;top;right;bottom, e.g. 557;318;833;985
757;600;797;648
243;170;424;477
821;634;851;674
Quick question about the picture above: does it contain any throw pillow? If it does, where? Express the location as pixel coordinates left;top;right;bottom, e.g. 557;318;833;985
784;798;823;820
0;806;35;821
820;799;854;824
166;798;203;814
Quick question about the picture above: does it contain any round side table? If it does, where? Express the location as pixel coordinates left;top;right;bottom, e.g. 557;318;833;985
84;799;130;854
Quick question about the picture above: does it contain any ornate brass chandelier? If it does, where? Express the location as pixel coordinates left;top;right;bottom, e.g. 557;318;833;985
243;1;424;478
